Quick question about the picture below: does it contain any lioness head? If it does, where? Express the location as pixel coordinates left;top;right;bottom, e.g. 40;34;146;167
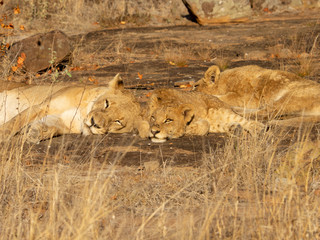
85;97;140;134
148;104;194;143
85;74;142;135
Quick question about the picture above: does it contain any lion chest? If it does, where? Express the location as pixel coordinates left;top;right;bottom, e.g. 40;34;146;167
58;108;84;133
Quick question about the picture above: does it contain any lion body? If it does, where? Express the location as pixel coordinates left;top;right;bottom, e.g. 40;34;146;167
147;88;264;142
0;75;148;142
194;65;320;119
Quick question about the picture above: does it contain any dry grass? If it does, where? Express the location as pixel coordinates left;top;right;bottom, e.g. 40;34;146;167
1;125;320;239
1;2;320;239
271;29;320;78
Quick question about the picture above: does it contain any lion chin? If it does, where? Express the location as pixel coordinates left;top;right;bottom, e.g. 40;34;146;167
150;137;167;143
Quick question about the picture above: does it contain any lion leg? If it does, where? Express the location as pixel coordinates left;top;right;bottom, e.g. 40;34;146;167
25;116;70;143
0;105;48;141
135;119;150;138
208;108;265;134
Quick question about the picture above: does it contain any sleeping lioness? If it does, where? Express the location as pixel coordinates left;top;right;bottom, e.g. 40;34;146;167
193;65;320;120
147;88;264;143
0;74;149;143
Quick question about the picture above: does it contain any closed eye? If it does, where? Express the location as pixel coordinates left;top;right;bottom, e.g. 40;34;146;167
104;99;109;108
164;118;173;123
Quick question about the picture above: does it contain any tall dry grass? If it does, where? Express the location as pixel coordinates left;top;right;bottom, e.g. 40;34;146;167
1;125;319;239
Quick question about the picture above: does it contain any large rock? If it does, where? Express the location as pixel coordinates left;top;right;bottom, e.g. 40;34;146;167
182;0;252;24
8;30;71;73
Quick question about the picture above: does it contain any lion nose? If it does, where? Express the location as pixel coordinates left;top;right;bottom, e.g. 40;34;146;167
90;117;101;129
90;117;95;126
151;129;160;136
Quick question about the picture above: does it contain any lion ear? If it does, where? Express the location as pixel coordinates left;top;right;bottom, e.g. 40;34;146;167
148;93;161;114
150;91;162;105
108;73;124;91
203;65;221;84
180;104;194;124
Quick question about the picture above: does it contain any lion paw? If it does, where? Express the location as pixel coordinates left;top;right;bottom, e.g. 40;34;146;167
26;127;41;143
25;123;56;143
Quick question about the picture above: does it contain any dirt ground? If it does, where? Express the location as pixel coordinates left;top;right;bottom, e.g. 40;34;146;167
10;14;320;168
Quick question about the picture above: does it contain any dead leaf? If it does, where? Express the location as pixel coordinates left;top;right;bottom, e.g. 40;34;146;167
88;76;98;84
169;61;176;66
17;57;25;66
137;72;143;80
20;25;24;30
21;52;26;59
11;66;18;72
270;53;279;59
6;23;14;29
179;84;192;89
14;5;20;14
70;66;82;71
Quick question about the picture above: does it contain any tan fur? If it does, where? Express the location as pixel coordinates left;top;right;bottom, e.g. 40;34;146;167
0;74;149;143
147;89;264;143
194;65;320;119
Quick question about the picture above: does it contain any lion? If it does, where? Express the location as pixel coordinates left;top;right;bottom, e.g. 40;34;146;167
0;74;149;143
147;88;264;143
193;65;320;120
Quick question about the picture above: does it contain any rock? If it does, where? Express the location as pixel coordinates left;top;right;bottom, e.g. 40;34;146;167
182;0;252;25
8;30;72;73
